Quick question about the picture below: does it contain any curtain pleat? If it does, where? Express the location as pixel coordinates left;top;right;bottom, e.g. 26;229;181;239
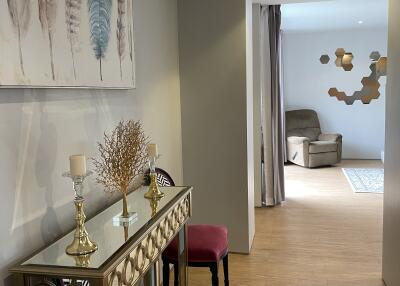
260;5;285;206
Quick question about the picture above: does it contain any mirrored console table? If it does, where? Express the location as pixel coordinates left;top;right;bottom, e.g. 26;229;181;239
10;186;192;286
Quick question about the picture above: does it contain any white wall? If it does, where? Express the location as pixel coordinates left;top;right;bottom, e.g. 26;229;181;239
283;28;387;159
0;0;182;284
383;0;400;284
178;0;255;253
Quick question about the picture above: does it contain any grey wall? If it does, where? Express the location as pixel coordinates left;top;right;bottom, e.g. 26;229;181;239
282;28;387;159
178;0;255;253
382;0;400;284
0;0;182;284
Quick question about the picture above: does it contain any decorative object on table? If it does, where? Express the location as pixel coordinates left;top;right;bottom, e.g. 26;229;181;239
92;120;148;224
73;253;92;268
320;49;387;105
342;168;384;193
143;167;171;214
2;0;135;88
10;186;193;286
63;155;98;256
146;196;162;217
123;225;129;242
285;109;342;168
144;143;165;199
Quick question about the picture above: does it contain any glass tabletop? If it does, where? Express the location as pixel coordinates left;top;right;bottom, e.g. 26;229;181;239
23;186;189;269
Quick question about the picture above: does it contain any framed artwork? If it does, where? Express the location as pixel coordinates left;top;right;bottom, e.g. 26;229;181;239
0;0;135;88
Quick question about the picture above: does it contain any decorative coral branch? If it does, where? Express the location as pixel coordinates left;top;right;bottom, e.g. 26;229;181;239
92;120;148;196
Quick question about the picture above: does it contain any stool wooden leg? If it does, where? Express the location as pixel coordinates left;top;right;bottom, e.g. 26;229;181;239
223;254;229;286
162;258;170;286
210;263;219;286
174;263;179;286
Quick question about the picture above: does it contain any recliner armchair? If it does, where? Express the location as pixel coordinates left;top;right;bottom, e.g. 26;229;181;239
286;109;342;168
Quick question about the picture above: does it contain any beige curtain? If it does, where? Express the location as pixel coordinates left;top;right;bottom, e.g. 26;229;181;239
260;5;285;206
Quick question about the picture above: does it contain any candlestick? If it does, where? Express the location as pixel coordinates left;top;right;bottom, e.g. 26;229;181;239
147;143;158;160
63;171;98;256
69;154;87;177
144;157;164;199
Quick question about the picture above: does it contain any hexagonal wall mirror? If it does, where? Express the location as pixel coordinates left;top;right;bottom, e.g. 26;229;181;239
320;55;330;64
370;51;381;61
342;53;354;71
320;49;388;105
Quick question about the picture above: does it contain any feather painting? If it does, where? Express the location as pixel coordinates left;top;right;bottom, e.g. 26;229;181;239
65;0;82;80
126;0;133;62
1;0;134;88
7;0;31;76
38;0;57;80
116;0;126;79
88;0;112;81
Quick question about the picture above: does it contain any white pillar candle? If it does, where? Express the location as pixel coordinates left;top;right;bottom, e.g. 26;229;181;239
69;154;87;176
147;143;158;160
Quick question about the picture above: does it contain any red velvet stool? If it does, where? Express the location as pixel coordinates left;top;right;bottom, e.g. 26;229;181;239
143;168;229;286
162;224;229;286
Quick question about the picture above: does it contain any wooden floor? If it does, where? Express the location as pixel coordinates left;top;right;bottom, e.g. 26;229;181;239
183;160;384;286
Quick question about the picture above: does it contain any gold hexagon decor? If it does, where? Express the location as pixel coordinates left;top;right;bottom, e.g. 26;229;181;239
324;50;388;105
330;49;354;71
335;48;345;57
343;63;353;71
334;48;345;67
370;51;381;61
376;57;387;77
342;53;354;71
320;55;330;64
335;58;342;67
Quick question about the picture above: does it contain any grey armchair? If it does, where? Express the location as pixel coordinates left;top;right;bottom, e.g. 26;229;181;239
285;109;342;168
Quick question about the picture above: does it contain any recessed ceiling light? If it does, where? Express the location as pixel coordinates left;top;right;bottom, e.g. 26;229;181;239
358;20;364;24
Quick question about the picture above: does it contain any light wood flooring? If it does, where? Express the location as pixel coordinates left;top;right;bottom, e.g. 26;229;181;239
182;160;384;286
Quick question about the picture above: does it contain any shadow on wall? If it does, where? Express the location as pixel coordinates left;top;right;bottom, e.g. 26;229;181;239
0;88;132;285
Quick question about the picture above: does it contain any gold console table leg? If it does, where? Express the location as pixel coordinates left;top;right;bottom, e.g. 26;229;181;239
177;224;188;286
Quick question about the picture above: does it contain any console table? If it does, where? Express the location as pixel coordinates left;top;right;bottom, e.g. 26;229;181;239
10;186;192;286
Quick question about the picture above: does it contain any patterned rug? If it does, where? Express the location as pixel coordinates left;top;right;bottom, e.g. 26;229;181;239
342;168;384;193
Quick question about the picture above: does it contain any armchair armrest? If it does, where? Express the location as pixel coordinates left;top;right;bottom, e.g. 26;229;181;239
318;133;342;142
287;136;310;145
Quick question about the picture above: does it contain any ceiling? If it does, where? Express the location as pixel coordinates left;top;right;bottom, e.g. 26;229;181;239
281;0;388;32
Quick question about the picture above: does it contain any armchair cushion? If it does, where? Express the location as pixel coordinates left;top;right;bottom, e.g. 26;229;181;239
318;133;342;142
287;136;310;145
309;141;338;154
286;110;321;141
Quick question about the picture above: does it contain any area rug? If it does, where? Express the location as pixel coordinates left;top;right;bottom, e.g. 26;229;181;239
342;168;384;193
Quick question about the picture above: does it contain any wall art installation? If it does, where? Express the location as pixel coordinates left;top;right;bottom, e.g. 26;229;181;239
319;49;387;105
0;0;135;88
334;48;354;71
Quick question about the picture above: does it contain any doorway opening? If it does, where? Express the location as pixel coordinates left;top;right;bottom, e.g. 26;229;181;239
251;0;387;284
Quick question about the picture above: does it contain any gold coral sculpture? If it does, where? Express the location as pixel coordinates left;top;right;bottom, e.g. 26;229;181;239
93;120;148;220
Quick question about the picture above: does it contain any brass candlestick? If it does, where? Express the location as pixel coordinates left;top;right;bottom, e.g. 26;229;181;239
73;253;92;267
146;196;161;217
63;171;98;256
144;158;164;199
